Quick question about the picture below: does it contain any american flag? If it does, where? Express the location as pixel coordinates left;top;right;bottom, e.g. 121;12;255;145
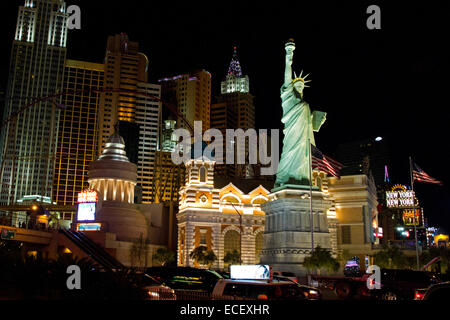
412;162;443;185
311;144;344;178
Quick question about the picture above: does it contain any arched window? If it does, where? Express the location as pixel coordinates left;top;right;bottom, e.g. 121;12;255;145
223;195;239;203
255;232;263;263
199;166;206;182
252;197;267;205
316;176;322;189
224;230;240;257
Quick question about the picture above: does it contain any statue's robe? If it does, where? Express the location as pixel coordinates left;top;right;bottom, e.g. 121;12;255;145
275;82;315;187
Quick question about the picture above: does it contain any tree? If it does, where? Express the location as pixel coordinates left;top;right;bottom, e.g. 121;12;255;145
303;246;340;275
336;249;352;267
372;243;409;269
152;247;175;266
189;246;217;268
130;234;148;269
223;249;241;266
421;246;450;274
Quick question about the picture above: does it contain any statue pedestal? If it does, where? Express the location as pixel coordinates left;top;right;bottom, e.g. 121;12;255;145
260;185;332;276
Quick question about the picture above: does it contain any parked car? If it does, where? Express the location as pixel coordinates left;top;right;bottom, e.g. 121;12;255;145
272;270;298;283
371;269;441;300
132;273;176;300
414;281;450;301
212;278;312;300
145;266;223;293
273;275;322;300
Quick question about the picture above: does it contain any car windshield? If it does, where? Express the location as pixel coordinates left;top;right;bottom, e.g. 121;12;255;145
137;274;163;286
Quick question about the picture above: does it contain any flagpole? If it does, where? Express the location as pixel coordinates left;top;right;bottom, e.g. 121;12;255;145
309;138;314;253
409;156;420;271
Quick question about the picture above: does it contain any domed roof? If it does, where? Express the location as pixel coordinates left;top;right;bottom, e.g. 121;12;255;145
98;132;129;162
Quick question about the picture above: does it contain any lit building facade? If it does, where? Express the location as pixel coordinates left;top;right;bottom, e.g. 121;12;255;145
135;83;161;203
327;174;380;266
53;60;104;215
177;156;269;269
159;70;211;132
0;0;68;205
97;33;148;154
150;150;185;203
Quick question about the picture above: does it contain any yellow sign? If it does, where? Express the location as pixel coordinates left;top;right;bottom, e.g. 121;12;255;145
402;209;421;226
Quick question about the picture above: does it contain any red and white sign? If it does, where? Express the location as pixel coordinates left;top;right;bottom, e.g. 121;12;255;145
77;190;98;203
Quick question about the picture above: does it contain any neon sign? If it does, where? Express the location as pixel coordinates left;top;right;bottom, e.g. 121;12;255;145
386;185;416;208
77;190;98;203
402;209;421;226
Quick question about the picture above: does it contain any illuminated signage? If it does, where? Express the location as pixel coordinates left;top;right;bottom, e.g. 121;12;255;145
386;184;416;208
1;229;15;240
77;202;96;221
374;227;383;238
402;209;421;226
230;265;270;280
77;190;98;203
77;223;101;231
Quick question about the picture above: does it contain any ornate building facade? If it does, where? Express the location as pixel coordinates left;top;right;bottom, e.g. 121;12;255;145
176;152;379;273
177;156;269;269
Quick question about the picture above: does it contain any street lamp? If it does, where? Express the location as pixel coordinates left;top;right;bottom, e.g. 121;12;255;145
230;202;243;265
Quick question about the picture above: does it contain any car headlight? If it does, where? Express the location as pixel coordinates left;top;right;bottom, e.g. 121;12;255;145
309;290;318;295
148;291;160;299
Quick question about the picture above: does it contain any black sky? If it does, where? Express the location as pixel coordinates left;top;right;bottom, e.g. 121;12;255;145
1;0;450;232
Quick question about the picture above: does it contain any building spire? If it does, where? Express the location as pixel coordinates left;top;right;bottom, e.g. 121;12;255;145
227;46;243;77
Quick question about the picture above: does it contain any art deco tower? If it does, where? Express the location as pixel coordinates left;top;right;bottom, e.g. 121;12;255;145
0;0;68;205
211;46;255;178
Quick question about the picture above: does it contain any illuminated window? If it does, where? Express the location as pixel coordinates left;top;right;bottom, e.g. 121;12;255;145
252;197;266;205
315;176;322;189
199;229;207;245
224;230;240;255
223;195;239;203
255;233;263;263
199;166;206;182
342;226;351;244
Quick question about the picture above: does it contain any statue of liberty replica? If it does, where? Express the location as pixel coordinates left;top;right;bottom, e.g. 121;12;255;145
260;39;334;276
275;38;326;188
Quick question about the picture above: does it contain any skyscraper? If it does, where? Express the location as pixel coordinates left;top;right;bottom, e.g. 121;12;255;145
159;70;211;132
211;47;256;178
53;59;104;210
98;33;161;204
335;137;391;188
135;82;161;203
97;33;148;155
0;0;68;205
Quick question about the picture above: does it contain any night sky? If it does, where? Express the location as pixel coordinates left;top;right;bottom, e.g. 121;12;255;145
1;0;449;232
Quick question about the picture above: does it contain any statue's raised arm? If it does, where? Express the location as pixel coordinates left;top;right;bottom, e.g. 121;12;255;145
275;38;325;188
284;39;295;87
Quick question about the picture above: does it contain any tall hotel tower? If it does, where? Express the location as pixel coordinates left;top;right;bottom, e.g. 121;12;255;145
211;47;255;178
98;34;161;204
53;60;104;213
0;0;68;205
159;70;211;132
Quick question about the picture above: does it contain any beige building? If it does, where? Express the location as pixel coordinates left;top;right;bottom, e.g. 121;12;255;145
328;174;380;267
177;156;269;269
98;33;149;153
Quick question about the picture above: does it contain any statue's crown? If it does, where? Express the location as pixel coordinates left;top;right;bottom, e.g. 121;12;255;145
293;70;311;87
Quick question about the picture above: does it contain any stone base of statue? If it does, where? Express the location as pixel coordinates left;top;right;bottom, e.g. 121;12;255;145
260;185;332;277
